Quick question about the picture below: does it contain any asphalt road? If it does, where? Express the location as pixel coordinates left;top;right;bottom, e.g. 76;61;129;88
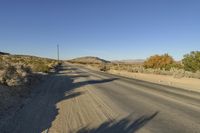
1;63;200;133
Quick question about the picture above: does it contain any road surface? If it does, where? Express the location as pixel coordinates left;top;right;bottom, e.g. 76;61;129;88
1;63;200;133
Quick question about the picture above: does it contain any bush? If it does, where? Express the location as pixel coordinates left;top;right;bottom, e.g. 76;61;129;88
182;51;200;72
99;63;110;72
31;63;50;73
144;54;175;70
0;55;61;87
0;64;32;86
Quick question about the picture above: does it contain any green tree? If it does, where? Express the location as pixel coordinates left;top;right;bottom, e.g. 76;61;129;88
182;51;200;72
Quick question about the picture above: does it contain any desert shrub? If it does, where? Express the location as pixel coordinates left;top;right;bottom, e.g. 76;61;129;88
0;64;32;86
143;54;175;70
0;62;6;70
0;55;60;87
169;68;185;78
182;51;200;72
99;63;110;72
0;56;3;62
16;65;32;74
193;71;200;79
31;63;50;73
3;65;17;80
128;66;144;73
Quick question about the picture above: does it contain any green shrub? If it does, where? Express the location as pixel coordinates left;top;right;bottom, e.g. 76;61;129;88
182;51;200;72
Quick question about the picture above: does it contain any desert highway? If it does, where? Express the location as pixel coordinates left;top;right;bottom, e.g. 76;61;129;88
1;63;200;133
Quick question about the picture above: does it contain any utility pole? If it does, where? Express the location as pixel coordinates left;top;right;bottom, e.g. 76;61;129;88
57;44;60;62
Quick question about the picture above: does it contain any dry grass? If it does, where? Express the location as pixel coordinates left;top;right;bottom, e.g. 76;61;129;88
0;54;61;122
0;55;59;72
69;61;200;79
0;54;60;87
108;63;200;79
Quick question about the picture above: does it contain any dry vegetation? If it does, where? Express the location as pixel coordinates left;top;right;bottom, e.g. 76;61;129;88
0;53;60;121
0;55;60;86
69;56;110;64
69;51;200;79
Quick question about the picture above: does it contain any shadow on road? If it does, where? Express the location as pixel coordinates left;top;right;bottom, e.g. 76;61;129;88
77;112;158;133
1;65;158;133
1;65;118;133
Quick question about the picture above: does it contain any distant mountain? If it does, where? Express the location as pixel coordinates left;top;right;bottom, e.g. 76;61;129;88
69;56;110;64
0;51;10;55
112;59;145;64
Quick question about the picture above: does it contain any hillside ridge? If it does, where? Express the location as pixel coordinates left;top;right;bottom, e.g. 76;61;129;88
69;56;110;64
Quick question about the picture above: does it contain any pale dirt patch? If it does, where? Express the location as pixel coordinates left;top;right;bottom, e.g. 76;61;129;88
108;70;200;93
44;83;117;133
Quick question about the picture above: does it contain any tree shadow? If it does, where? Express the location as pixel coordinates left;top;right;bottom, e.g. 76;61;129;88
77;112;159;133
59;66;78;71
68;75;90;79
73;78;118;88
0;65;118;133
64;91;84;100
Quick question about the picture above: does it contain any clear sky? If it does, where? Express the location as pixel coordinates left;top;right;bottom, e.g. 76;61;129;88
0;0;200;60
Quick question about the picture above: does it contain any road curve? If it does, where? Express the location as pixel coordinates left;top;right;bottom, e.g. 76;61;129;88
1;63;200;133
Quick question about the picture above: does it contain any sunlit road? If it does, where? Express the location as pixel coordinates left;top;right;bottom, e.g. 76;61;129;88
2;63;200;133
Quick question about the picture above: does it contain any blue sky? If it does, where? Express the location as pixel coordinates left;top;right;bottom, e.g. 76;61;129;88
0;0;200;60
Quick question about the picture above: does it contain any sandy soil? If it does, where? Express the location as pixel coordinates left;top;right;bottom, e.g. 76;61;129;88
46;79;117;133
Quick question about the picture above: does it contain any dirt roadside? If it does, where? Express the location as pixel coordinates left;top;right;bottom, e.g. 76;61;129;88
108;70;200;93
74;64;200;93
0;65;118;133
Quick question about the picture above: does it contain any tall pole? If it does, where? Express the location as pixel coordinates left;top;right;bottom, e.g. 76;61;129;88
57;44;59;62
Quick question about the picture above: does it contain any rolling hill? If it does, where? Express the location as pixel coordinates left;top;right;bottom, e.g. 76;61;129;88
69;56;110;64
